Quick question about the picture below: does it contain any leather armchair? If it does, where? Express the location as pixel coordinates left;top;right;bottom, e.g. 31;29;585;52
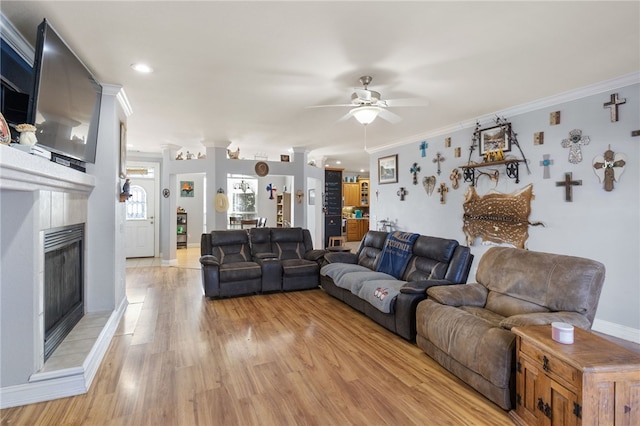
415;247;605;410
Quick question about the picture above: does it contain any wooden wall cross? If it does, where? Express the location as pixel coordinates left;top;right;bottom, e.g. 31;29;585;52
561;129;590;164
419;141;428;157
433;152;445;175
539;154;554;179
410;163;421;185
593;146;627;191
555;172;582;202
603;93;626;122
437;183;449;204
397;187;408;201
266;183;277;199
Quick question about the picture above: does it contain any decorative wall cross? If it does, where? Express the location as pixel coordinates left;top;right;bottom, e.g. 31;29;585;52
433;152;445;175
561;129;590;164
449;168;460;190
397;187;408;201
555;172;582;202
437;183;449;204
410;162;421;185
603;93;626;122
266;183;277;199
539;154;554;179
592;146;627;191
419;141;428;157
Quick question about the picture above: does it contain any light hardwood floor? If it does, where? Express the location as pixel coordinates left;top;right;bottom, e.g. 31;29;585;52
1;248;513;425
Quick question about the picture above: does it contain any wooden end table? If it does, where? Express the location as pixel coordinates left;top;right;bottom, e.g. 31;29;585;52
509;324;640;426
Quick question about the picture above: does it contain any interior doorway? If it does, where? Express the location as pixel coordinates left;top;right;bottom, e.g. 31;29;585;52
125;162;159;258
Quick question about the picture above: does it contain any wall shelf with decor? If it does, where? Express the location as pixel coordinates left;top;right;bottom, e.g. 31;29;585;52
461;159;527;185
177;212;187;249
461;117;530;187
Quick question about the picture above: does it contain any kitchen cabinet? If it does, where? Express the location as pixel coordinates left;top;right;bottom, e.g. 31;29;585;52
343;182;360;206
346;219;369;242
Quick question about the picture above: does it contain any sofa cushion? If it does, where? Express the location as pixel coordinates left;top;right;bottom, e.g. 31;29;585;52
499;311;592;330
476;247;605;318
281;259;318;277
352;230;387;269
320;263;371;282
484;291;549;318
248;227;272;256
357;279;406;314
334;270;395;295
213;245;251;264
459;306;505;327
219;262;262;281
418;300;515;388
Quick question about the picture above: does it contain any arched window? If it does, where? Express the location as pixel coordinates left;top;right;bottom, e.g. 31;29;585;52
126;185;147;220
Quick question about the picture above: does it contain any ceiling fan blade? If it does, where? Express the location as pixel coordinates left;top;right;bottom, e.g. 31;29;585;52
305;104;354;109
383;97;430;107
336;110;355;123
378;108;403;124
354;88;372;101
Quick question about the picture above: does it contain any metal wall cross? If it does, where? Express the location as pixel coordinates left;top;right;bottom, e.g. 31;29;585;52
410;162;421;185
539;154;554;179
419;141;428;157
433;152;445;175
561;129;590;164
266;183;277;199
397;187;408;201
555;172;582;202
603;93;626;122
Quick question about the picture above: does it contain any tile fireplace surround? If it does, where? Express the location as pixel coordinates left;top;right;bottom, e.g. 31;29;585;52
0;145;125;408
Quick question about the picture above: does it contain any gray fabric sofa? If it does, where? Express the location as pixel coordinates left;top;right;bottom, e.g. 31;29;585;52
320;230;473;340
415;247;605;410
200;227;326;298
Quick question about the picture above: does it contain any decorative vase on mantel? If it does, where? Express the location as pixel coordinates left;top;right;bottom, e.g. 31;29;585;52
15;123;38;146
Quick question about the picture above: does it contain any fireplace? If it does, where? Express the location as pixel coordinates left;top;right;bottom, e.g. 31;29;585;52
43;224;85;361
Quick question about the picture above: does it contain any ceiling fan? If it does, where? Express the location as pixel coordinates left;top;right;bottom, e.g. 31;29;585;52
308;76;429;125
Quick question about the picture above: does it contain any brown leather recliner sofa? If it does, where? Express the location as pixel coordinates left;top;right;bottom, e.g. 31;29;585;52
415;247;605;410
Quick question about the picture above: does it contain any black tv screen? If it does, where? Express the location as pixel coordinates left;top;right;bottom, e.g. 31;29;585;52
28;19;102;163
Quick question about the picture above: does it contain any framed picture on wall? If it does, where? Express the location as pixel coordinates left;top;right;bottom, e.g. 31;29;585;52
478;124;511;155
180;181;194;197
378;154;398;184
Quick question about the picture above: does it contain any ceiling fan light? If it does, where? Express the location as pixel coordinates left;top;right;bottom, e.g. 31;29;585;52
352;106;380;125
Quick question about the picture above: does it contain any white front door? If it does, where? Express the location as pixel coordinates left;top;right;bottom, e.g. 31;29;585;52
125;178;156;258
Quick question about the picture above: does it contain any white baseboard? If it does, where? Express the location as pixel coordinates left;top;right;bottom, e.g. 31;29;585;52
0;298;128;409
161;258;178;267
592;318;640;344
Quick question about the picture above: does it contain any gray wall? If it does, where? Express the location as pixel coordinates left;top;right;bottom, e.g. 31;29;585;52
370;78;640;340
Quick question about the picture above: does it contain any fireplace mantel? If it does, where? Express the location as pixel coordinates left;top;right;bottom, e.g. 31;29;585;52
0;145;95;193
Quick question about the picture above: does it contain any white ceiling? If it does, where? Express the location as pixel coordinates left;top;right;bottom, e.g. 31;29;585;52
2;1;639;172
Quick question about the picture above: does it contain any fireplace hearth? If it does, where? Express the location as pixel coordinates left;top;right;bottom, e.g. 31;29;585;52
43;224;85;360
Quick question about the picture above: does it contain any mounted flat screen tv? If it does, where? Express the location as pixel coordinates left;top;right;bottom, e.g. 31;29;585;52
28;19;102;164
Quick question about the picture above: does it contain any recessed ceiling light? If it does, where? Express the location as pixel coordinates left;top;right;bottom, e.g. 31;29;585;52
336;160;341;165
360;169;365;173
131;63;153;73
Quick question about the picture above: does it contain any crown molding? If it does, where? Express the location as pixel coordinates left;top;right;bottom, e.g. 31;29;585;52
368;72;640;154
0;12;35;65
